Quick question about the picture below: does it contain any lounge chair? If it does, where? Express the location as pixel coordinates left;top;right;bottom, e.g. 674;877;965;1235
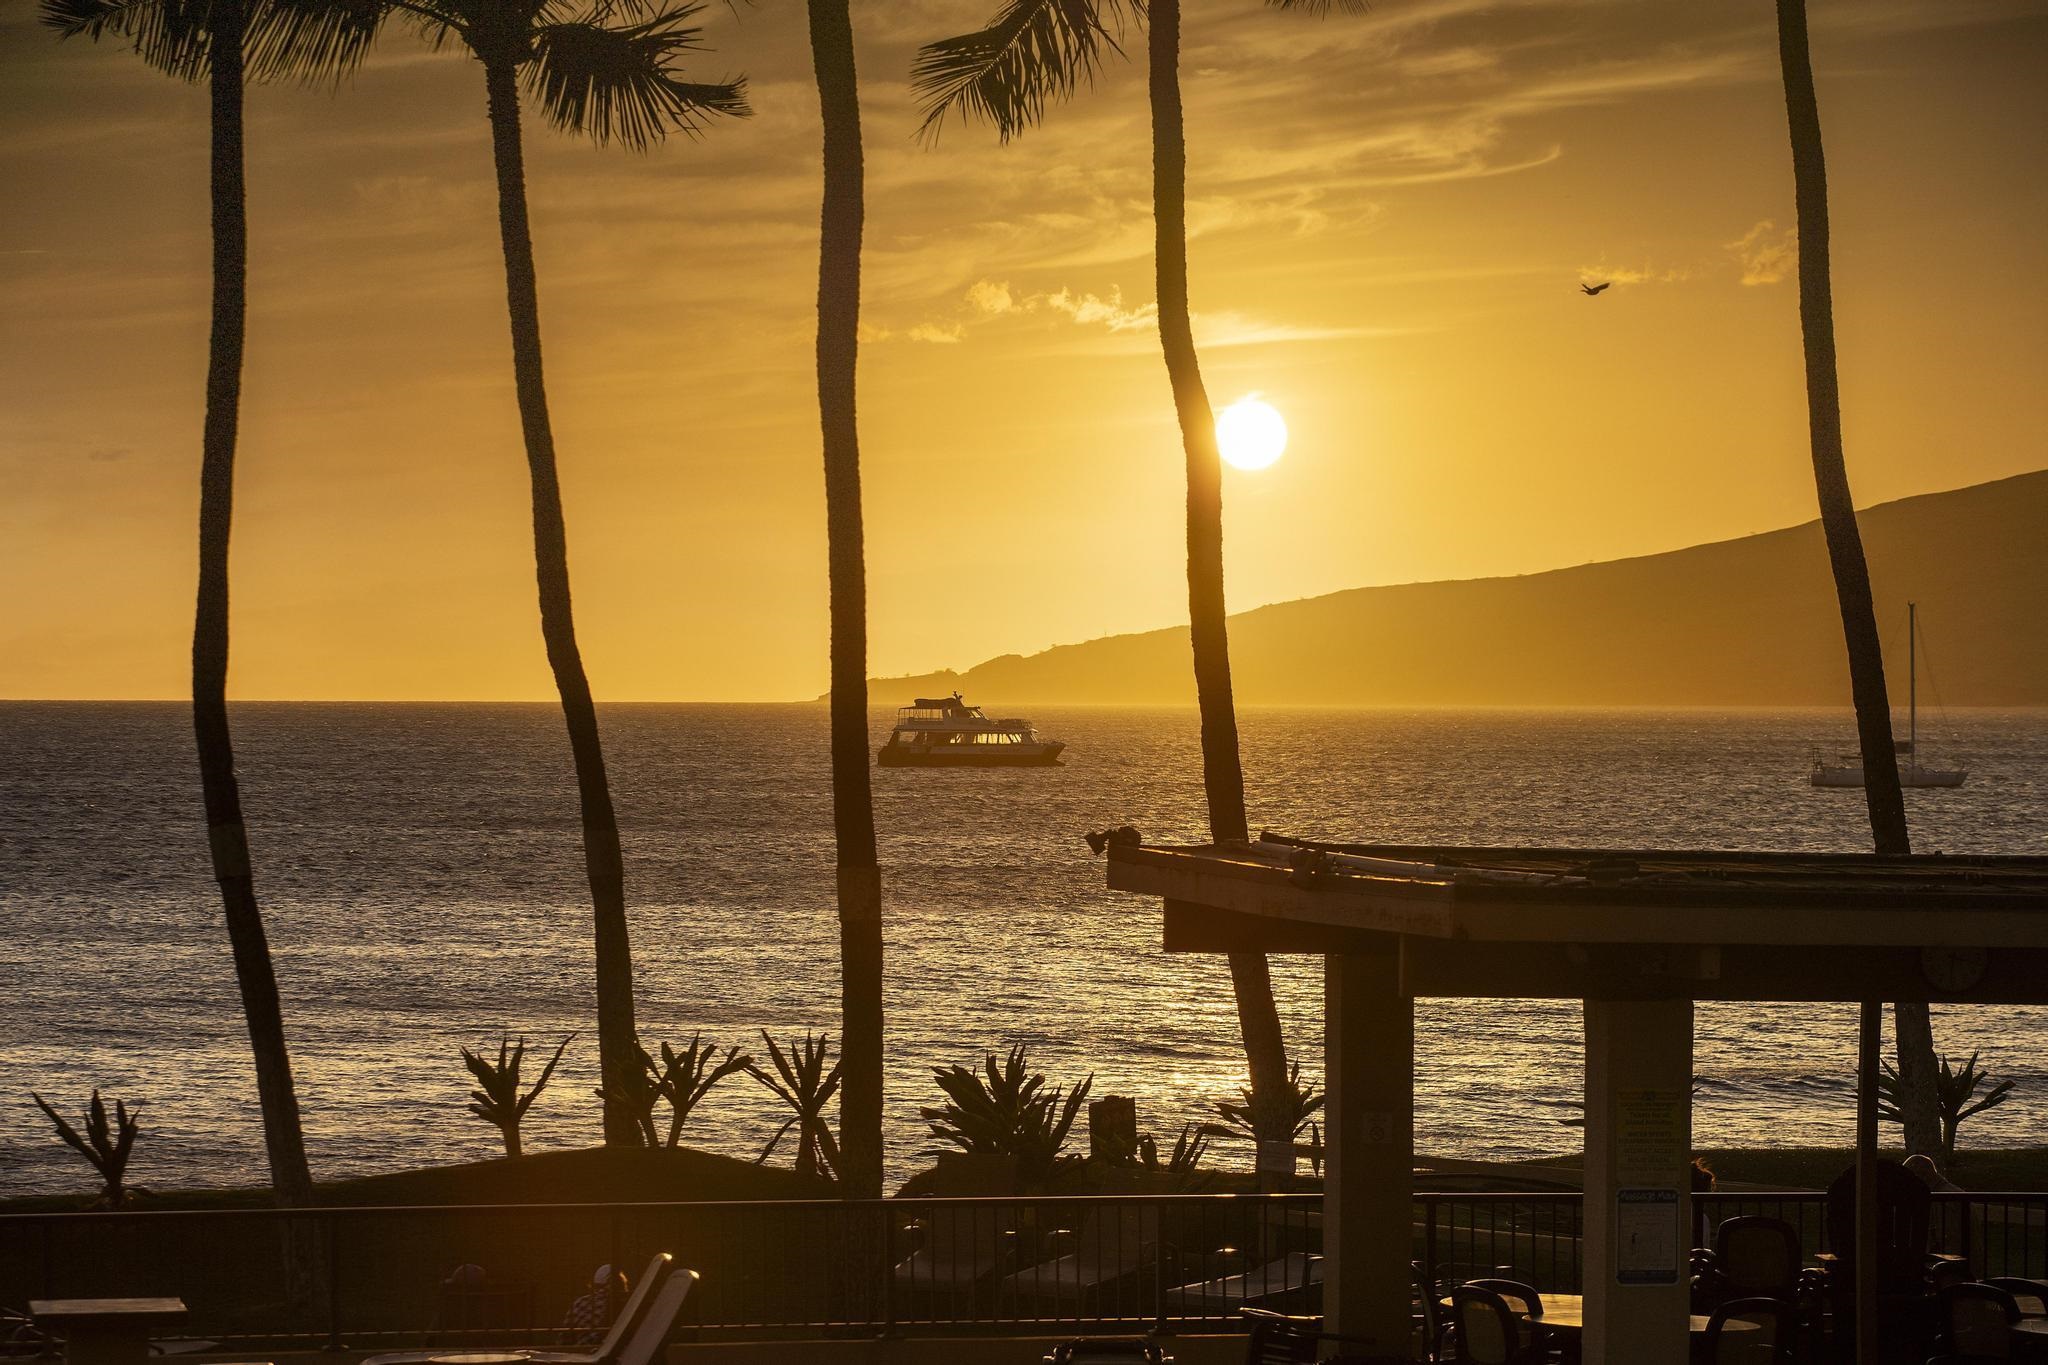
1001;1204;1162;1313
1236;1308;1387;1365
362;1255;689;1365
1041;1337;1173;1363
892;1203;1020;1309
1164;1252;1322;1315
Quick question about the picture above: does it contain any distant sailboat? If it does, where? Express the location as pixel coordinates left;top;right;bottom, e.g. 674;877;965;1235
1810;601;1967;789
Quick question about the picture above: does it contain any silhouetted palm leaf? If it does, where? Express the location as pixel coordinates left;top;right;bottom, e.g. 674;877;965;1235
528;10;749;147
41;0;381;85
912;0;1139;145
243;0;384;83
41;0;210;78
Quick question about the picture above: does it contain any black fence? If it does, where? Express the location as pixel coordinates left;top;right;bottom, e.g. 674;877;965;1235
1;1191;2041;1345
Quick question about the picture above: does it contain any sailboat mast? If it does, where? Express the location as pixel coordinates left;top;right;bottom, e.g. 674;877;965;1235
1908;601;1917;769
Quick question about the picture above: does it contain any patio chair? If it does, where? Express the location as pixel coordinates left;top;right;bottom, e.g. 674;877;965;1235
1821;1162;1940;1294
1464;1280;1543;1321
1696;1217;1806;1303
1413;1262;1445;1363
1932;1283;2019;1361
361;1254;679;1365
1692;1295;1793;1364
1431;1263;1516;1298
1445;1286;1552;1365
1001;1204;1163;1313
1819;1161;1950;1360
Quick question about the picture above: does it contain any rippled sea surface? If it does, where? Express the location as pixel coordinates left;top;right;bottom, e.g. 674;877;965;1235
2;703;2045;1197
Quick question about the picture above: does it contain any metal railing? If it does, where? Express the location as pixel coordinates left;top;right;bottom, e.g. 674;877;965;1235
2;1191;2041;1345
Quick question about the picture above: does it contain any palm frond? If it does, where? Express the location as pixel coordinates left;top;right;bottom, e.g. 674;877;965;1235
244;0;387;85
40;0;211;80
1265;0;1367;13
911;0;1139;146
526;9;749;149
388;0;468;54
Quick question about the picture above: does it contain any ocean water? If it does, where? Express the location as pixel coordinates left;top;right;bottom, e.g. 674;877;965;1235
1;702;2044;1198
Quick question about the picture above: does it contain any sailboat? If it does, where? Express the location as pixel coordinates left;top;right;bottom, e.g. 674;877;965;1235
1810;601;1967;789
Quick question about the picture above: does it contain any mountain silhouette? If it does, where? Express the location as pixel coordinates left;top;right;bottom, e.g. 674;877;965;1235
864;470;2048;707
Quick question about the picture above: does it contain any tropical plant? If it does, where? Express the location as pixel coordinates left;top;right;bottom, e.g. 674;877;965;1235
921;1045;1093;1179
915;0;1363;1164
32;1090;144;1208
1770;0;1940;1154
803;0;885;1203
1879;1051;2015;1161
646;1033;752;1149
1138;1122;1209;1178
750;1031;842;1182
41;0;381;1207
1203;1057;1324;1158
463;1033;572;1158
381;0;749;1146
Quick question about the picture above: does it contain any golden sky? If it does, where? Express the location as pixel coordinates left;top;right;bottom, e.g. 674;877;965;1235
2;0;2044;700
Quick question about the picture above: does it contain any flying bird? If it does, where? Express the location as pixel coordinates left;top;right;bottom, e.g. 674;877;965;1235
1581;282;1612;296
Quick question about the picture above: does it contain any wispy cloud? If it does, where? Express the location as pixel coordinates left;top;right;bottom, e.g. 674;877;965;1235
1727;221;1797;286
867;278;1395;352
1579;263;1693;287
1045;286;1156;332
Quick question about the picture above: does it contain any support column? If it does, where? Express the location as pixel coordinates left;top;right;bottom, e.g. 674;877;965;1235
1582;998;1694;1365
1324;950;1413;1355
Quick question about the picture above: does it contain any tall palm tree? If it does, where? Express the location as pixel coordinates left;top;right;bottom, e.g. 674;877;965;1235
805;0;885;1200
915;0;1362;1154
384;0;749;1144
1772;0;1939;1156
42;0;380;1207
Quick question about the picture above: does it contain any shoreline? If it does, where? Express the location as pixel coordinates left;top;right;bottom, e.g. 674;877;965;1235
8;1144;2046;1213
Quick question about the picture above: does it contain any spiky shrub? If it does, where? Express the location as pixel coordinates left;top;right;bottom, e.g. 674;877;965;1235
1880;1050;2016;1161
1204;1057;1324;1150
749;1032;841;1182
1139;1123;1210;1185
32;1090;142;1208
648;1034;753;1150
921;1044;1092;1181
463;1034;572;1158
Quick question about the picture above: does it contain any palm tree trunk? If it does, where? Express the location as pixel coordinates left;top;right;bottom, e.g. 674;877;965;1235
1147;0;1292;1164
806;0;884;1201
1773;0;1939;1157
482;58;642;1148
194;0;313;1207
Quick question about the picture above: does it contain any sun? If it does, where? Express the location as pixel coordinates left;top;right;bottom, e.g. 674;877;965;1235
1216;396;1288;471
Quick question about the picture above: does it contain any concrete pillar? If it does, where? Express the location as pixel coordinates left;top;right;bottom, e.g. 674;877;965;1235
1582;998;1694;1365
1323;950;1413;1355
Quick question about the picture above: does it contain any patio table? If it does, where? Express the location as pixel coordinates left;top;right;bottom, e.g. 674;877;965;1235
1438;1292;1754;1336
28;1299;187;1365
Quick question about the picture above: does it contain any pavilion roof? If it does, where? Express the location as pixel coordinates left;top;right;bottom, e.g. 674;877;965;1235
1105;833;2048;952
